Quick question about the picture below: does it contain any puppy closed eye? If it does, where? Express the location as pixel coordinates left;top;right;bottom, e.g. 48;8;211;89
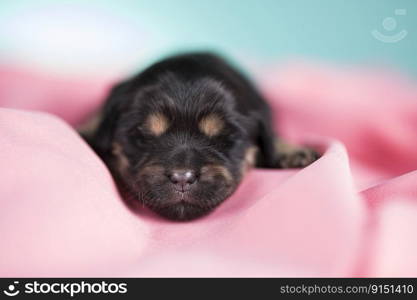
199;114;224;137
144;112;169;136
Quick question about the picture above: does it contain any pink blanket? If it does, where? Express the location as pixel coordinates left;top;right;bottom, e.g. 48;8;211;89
1;63;416;277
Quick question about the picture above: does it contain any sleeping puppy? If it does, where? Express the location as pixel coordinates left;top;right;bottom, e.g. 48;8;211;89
80;53;318;221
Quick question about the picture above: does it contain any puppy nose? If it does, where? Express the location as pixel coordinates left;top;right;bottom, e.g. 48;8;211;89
168;169;197;191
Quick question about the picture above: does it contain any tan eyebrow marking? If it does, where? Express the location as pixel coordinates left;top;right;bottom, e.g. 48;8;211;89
199;114;224;137
145;113;169;136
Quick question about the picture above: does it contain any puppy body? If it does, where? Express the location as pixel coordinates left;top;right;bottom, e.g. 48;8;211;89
83;53;317;220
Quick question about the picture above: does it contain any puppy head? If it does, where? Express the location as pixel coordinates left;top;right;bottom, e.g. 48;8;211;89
94;77;257;221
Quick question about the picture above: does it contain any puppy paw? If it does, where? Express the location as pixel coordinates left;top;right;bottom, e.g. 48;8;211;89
278;147;320;168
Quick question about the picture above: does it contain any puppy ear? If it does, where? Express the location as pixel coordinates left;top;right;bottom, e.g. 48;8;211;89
253;111;280;168
86;80;132;159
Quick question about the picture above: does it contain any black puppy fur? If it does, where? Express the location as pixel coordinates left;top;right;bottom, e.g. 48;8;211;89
81;53;318;221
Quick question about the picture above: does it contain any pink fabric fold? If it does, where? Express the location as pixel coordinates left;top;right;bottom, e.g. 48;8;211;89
0;62;416;277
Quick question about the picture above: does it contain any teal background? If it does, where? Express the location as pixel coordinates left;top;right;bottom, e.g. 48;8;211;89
0;0;416;77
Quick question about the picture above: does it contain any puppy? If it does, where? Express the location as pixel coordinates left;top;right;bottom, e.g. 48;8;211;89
80;53;318;221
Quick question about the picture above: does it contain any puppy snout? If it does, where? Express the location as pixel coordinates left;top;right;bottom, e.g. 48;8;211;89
167;169;197;192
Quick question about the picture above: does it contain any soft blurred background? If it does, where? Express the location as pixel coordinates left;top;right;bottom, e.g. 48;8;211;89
1;1;417;278
0;0;416;81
